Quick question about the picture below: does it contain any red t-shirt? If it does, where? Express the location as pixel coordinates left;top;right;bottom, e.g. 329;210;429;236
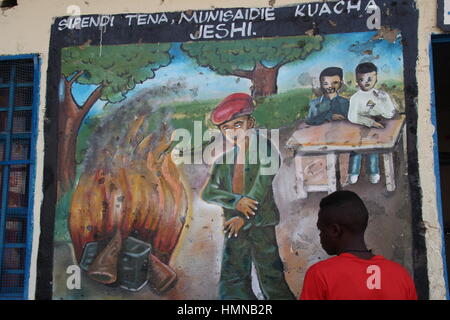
300;253;417;300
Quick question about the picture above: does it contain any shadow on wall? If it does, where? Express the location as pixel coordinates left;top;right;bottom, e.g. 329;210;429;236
0;0;17;8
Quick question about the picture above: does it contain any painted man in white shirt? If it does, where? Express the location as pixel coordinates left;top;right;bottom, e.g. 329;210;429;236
347;62;397;185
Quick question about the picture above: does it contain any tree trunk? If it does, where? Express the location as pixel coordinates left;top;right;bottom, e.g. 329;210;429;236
232;62;280;98
250;63;279;98
58;75;103;196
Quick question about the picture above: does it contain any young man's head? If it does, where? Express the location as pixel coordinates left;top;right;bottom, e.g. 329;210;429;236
211;93;256;146
319;67;344;98
316;191;369;255
355;62;378;92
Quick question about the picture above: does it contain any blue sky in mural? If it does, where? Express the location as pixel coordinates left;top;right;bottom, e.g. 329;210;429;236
71;30;404;118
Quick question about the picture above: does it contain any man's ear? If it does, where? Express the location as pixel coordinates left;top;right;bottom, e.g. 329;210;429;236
330;223;343;238
247;116;256;129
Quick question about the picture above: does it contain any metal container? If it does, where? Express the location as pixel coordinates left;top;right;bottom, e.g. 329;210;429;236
118;237;151;292
79;241;99;271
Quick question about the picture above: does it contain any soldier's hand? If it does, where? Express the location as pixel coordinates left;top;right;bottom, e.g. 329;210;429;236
236;197;259;219
224;217;245;238
332;114;345;121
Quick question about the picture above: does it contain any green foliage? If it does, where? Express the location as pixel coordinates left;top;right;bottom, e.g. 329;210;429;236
253;89;311;129
181;35;324;74
62;43;172;103
54;189;74;242
161;89;312;135
169;99;220;149
170;99;220;129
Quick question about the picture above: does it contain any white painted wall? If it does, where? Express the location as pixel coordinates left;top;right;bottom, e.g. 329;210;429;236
0;0;447;299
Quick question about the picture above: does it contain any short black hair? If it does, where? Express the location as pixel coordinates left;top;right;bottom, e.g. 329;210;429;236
355;62;378;75
319;191;369;234
319;67;343;80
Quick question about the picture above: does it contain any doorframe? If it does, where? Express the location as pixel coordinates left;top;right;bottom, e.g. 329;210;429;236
430;34;450;300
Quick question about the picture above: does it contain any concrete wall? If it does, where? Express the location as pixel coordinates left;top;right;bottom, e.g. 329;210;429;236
0;0;447;299
415;0;447;300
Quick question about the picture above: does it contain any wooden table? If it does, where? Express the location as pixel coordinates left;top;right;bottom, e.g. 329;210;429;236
285;115;406;199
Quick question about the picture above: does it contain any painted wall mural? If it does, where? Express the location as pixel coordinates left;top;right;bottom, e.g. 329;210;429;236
42;0;423;299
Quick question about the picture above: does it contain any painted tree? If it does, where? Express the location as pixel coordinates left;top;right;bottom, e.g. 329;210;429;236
181;35;323;97
59;43;172;195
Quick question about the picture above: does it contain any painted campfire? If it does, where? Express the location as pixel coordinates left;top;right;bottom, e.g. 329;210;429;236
68;119;188;293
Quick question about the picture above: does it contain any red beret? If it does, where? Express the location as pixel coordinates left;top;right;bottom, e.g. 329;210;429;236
211;93;255;125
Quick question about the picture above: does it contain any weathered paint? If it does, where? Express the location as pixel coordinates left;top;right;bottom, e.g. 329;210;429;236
0;0;447;300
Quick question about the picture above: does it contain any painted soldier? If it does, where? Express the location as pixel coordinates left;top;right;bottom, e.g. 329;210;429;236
201;93;294;300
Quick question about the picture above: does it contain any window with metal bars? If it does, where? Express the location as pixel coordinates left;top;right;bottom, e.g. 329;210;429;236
0;56;39;299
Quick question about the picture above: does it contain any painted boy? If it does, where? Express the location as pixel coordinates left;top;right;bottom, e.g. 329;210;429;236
201;93;294;300
347;62;397;184
305;67;349;126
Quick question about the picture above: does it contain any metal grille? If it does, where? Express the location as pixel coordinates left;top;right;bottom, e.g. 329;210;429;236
0;57;38;299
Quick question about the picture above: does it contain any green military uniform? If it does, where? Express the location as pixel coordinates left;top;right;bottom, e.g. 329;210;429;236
202;131;295;300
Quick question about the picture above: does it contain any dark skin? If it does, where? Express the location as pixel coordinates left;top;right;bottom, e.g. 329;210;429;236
317;209;375;260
